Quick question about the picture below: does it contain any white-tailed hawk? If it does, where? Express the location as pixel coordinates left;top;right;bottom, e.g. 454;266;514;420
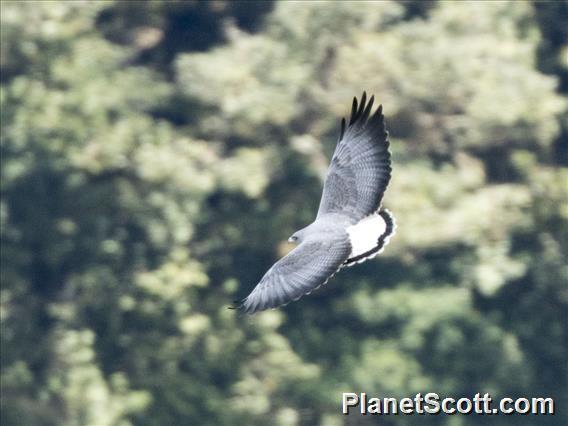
232;92;395;314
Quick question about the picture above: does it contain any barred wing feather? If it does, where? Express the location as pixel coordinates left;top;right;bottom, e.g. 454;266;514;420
233;234;351;314
317;92;391;222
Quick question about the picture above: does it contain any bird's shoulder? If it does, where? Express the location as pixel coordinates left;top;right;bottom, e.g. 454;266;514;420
307;214;355;236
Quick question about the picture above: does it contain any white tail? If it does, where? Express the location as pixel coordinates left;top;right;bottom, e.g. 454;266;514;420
344;209;396;266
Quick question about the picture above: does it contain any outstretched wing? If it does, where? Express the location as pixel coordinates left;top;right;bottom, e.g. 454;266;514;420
317;92;391;222
233;233;351;314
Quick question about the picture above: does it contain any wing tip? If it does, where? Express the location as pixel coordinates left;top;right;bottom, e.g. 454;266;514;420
339;117;346;141
229;298;255;314
344;92;385;133
228;299;243;310
350;96;358;124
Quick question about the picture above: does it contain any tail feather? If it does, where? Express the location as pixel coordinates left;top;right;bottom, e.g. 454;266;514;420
344;209;396;267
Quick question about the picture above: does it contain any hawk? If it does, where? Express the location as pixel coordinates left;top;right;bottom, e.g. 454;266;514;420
232;92;395;314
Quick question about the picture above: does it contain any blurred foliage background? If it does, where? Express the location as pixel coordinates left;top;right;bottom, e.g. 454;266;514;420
1;1;567;425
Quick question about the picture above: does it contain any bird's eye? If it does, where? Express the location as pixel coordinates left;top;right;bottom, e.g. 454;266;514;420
288;236;298;243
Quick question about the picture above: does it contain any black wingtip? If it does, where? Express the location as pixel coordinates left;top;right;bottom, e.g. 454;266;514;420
342;93;386;139
350;97;358;124
376;104;383;116
339;117;346;140
228;299;244;310
363;95;375;121
360;91;367;113
350;92;367;125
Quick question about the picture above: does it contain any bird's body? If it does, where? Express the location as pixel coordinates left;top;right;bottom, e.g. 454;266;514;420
291;213;352;243
233;92;395;314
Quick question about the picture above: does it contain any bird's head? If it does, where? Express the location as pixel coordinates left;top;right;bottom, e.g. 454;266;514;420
288;226;309;244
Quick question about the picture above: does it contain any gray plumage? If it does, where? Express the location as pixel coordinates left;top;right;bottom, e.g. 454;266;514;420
232;92;393;314
317;92;391;221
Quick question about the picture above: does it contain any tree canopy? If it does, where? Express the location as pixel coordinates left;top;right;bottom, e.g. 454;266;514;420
1;1;566;425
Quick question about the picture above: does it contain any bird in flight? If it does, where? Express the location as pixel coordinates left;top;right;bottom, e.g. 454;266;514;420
232;92;395;314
